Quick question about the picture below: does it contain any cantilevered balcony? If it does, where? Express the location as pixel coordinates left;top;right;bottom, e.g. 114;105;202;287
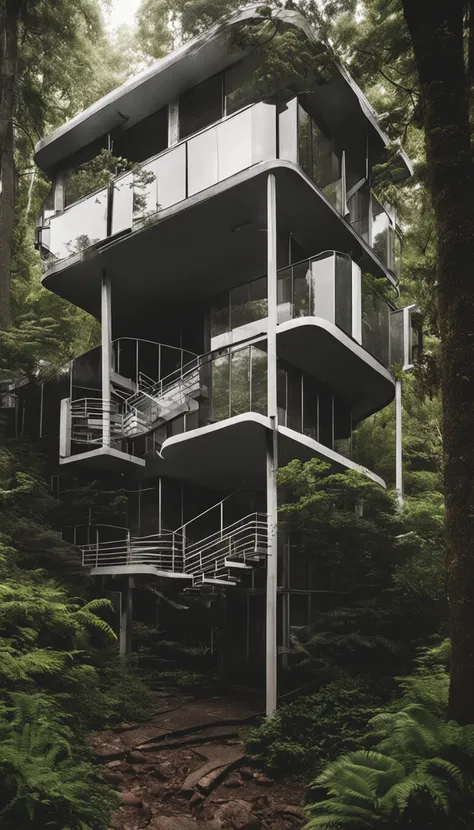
37;99;403;329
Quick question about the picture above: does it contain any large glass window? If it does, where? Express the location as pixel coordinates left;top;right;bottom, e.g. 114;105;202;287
111;107;168;163
334;253;352;336
362;280;390;367
293;260;311;318
287;368;302;432
250;346;267;415
179;73;223;140
303;374;318;441
318;385;333;448
298;101;341;210
225;59;260;116
230;277;268;332
231;348;251;416
211;353;230;421
210;293;230;339
333;398;351;459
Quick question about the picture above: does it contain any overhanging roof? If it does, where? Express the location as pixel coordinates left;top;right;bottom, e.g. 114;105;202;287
34;6;412;179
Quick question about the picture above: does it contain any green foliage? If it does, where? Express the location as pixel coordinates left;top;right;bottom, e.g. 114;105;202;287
246;677;382;776
305;645;474;829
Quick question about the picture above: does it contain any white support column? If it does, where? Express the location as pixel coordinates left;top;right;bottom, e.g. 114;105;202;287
395;379;404;509
266;172;278;718
101;271;112;448
119;577;133;656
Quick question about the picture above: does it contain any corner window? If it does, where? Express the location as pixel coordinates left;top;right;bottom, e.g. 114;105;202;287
224;59;260;116
111;107;168;163
179;73;224;140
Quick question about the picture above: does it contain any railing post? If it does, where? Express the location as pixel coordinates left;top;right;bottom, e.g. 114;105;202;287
220;501;224;540
95;528;99;569
127;529;131;565
101;271;112;448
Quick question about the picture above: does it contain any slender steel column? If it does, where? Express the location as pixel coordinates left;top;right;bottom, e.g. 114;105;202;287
101;271;112;448
120;576;133;655
266;172;278;717
395;379;404;508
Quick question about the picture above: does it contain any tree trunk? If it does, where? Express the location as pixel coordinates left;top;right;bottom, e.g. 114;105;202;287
0;0;19;330
402;0;474;724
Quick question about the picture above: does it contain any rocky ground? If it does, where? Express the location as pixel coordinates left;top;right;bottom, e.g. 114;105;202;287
89;686;306;830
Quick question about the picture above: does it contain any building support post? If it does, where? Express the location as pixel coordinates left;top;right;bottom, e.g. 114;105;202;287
266;172;278;717
120;577;133;656
395;379;404;509
101;271;112;448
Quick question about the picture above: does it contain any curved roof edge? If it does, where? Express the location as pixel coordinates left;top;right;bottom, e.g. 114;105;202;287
34;4;411;179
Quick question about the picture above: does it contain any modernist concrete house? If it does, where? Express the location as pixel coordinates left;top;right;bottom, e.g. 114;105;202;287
18;6;421;713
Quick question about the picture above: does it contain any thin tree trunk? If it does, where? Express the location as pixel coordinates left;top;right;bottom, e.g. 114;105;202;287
402;0;474;724
0;0;19;330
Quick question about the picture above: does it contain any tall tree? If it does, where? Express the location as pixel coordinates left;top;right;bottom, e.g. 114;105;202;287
399;0;474;726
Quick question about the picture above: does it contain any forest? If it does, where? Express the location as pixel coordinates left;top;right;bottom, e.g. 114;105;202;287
0;0;473;828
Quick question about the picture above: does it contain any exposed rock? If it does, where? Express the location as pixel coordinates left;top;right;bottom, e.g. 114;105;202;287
120;792;143;807
149;783;167;798
180;750;244;798
127;751;149;764
190;791;205;808
225;773;243;788
151;817;197;830
254;774;273;786
252;795;269;810
106;760;122;769
149;765;170;781
103;770;123;786
275;804;305;818
239;767;254;781
214;799;261;830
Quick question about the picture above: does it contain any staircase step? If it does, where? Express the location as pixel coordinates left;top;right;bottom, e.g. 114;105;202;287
193;575;237;587
224;559;252;570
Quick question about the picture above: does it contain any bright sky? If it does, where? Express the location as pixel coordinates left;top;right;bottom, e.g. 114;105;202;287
105;0;142;33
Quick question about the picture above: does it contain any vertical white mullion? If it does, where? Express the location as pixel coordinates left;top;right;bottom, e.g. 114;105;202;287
101;271;112;448
266;172;278;718
352;261;362;343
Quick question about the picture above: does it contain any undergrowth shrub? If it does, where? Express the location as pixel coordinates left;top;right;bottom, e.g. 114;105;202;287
245;677;382;777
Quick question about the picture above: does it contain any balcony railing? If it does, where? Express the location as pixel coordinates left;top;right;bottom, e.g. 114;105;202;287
38;98;401;280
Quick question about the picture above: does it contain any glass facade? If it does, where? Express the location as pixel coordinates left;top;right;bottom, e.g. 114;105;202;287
361;279;391;367
297;103;342;211
212;252;356;347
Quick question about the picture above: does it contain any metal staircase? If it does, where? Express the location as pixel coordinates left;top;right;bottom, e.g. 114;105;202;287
79;493;268;588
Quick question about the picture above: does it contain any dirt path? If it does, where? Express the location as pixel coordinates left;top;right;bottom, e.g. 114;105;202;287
89;687;306;830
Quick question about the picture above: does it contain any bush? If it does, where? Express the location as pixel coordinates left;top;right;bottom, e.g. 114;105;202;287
245;677;382;777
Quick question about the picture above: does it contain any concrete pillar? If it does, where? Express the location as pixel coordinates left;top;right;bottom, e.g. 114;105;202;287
266;172;278;717
120;577;133;655
101;271;112;448
395;379;404;509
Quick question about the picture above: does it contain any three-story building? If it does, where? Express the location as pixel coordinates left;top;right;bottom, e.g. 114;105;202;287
18;6;421;713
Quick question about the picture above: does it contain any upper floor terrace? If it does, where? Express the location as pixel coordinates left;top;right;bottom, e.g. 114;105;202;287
34;7;411;330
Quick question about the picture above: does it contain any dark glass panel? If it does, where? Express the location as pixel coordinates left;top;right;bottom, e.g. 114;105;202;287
211;293;230;339
277;366;287;426
334;253;352;336
293;260;311;317
297;104;311;177
230;277;267;331
42;372;70;436
303;374;318;440
250;346;267;415
72;346;101;391
287;367;302;432
225;59;260;115
112;107;168;163
179;73;223;140
139;484;159;536
333;397;351;459
231;347;251;416
19;384;41;438
211;353;230;421
318;385;333;448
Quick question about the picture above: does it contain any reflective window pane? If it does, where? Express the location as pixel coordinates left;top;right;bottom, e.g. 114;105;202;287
279;97;298;163
277;367;287;426
362;281;390;367
287;367;302;432
293;261;311;318
230;277;268;332
250;346;267;415
318;385;333;448
211;354;230;421
298;105;311;177
334;397;351;459
334;253;352;336
303;374;318;441
390;310;404;367
211;293;230;339
225;59;260;115
231;347;250;416
179;73;223;140
277;266;292;323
